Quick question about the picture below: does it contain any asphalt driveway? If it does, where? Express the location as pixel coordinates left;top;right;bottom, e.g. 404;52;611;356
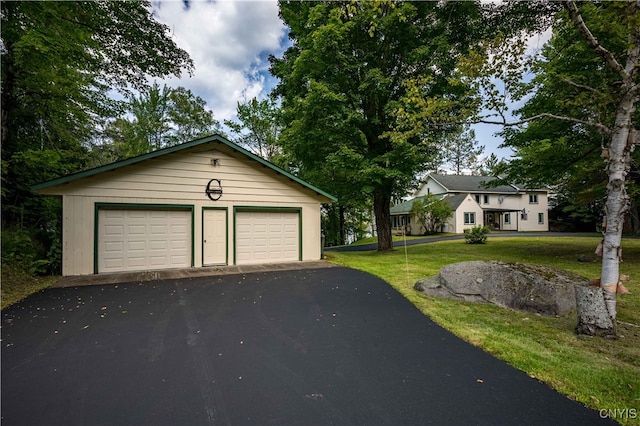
2;267;611;425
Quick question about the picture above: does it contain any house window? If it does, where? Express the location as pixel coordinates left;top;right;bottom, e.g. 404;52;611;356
504;213;511;224
464;212;476;225
529;194;538;204
483;195;489;204
538;213;544;224
475;195;481;203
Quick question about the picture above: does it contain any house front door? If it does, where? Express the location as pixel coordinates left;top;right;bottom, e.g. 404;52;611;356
203;209;227;265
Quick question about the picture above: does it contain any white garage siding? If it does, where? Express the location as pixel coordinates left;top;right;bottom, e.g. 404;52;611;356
235;209;301;265
34;136;335;275
97;206;193;273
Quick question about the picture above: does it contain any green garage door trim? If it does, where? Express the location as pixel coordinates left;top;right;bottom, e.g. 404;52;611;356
233;206;303;265
202;207;229;266
94;203;195;274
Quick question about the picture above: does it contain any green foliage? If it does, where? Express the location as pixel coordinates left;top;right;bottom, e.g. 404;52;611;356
1;0;193;156
410;194;453;235
272;0;485;250
225;97;283;162
103;83;221;160
6;149;68;230
486;2;640;232
1;228;52;275
473;153;507;177
1;1;195;275
322;203;372;246
439;125;484;175
464;225;490;244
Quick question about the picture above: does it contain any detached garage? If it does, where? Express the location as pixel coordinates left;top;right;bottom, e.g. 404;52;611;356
32;134;336;276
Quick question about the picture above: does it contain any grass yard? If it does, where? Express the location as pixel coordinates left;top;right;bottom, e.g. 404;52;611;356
327;236;640;425
333;234;438;246
1;265;61;310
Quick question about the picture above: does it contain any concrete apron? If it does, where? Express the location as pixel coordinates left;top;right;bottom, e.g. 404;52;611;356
54;260;338;288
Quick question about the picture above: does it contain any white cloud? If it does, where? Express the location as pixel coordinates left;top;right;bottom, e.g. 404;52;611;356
151;0;287;121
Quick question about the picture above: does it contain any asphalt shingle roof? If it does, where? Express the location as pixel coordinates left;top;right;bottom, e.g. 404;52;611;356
390;193;468;215
429;174;519;193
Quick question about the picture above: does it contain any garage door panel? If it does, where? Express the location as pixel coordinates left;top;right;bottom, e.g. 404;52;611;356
104;210;125;219
104;225;124;236
149;240;167;250
98;209;191;273
128;225;146;235
236;211;299;265
127;257;146;267
150;225;167;234
104;259;124;269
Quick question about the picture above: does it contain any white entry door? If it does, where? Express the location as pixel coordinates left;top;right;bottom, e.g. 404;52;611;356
203;209;227;265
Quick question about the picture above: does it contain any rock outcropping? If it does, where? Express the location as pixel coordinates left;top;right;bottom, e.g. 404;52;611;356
414;261;588;316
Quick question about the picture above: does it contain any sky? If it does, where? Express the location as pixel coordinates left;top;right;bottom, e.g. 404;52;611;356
151;0;550;162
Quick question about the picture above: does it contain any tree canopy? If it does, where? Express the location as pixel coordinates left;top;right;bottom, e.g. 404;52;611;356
1;1;194;230
102;82;221;161
410;194;453;235
271;0;485;251
481;1;639;333
224;97;283;163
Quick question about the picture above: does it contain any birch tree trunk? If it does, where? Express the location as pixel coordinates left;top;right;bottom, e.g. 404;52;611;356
564;0;640;337
599;102;636;332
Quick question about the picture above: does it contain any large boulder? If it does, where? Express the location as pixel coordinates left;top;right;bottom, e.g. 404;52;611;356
414;261;588;316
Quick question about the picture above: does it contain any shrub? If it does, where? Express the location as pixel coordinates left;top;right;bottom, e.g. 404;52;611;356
1;227;54;275
464;225;490;244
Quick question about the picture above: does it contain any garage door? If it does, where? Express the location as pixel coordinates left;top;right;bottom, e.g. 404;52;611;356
235;211;299;265
98;209;191;273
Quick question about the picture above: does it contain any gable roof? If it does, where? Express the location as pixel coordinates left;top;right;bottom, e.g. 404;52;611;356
31;133;337;202
390;193;469;215
428;173;520;194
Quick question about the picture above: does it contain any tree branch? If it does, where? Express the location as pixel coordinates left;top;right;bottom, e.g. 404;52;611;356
563;1;628;80
561;78;599;94
478;113;611;134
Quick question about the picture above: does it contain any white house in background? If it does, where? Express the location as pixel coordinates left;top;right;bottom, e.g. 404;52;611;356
390;173;549;235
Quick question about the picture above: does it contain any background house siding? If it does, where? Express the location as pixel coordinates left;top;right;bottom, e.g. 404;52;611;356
453;196;484;233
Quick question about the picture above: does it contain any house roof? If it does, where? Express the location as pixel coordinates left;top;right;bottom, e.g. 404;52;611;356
390;193;468;215
428;173;520;194
390;196;426;215
31;134;337;202
445;193;468;210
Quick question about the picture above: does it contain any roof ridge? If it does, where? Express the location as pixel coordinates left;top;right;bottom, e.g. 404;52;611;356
31;133;337;202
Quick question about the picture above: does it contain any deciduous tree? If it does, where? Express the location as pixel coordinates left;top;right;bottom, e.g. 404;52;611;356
225;97;283;163
472;1;639;335
1;0;193;271
410;194;453;235
271;0;484;251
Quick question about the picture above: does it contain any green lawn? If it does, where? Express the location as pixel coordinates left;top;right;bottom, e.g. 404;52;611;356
335;233;454;246
1;264;61;310
327;236;640;425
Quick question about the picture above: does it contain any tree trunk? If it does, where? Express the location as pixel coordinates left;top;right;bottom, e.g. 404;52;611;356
339;204;346;246
374;189;393;251
563;0;639;339
575;283;616;338
597;98;636;336
629;199;640;234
